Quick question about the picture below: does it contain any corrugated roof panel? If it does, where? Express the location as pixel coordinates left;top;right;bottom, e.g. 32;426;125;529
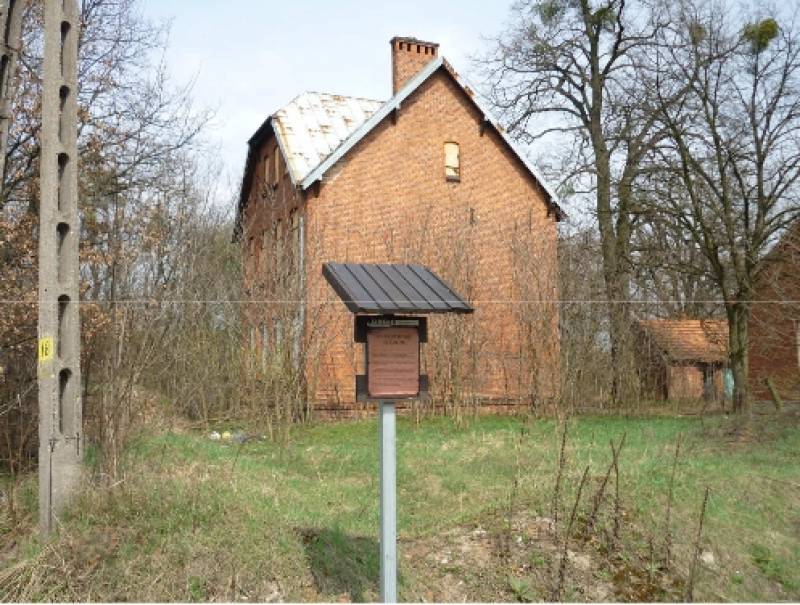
392;265;448;311
322;262;474;315
408;264;472;312
371;265;422;311
325;263;382;313
348;264;402;312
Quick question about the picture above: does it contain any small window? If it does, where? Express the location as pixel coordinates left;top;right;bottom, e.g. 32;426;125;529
264;154;270;183
444;142;460;182
273;153;280;186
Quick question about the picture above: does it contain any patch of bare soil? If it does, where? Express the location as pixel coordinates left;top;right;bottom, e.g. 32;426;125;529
371;511;681;602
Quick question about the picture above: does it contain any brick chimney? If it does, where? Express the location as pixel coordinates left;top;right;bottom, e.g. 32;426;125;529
390;36;439;94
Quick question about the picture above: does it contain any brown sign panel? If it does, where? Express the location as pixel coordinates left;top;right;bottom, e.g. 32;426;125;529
367;326;420;399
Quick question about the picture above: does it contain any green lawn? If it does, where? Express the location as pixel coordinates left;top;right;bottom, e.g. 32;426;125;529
1;412;798;601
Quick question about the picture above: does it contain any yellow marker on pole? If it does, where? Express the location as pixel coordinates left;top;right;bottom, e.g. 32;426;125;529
38;337;54;363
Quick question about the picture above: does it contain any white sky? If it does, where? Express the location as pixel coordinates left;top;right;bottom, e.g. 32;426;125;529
138;0;513;202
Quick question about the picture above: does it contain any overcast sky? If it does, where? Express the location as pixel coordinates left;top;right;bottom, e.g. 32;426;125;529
138;0;514;201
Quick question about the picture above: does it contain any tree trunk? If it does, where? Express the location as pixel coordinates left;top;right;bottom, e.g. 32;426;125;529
727;302;751;419
596;151;633;406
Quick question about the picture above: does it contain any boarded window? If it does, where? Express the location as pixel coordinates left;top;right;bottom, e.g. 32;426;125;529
274;219;283;275
796;320;800;368
261;229;270;272
289;210;303;274
275;319;284;351
444;142;460;181
261;323;269;369
246;236;255;280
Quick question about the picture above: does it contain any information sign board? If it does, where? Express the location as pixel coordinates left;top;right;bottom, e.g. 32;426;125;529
367;326;420;399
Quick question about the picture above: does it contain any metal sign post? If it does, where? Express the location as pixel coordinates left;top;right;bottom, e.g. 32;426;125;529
379;399;397;603
321;262;474;604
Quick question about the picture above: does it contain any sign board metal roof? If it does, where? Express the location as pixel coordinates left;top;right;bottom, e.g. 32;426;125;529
322;262;474;315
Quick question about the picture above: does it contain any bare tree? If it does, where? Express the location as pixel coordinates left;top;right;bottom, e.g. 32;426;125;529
646;1;800;415
629;205;722;319
480;0;671;404
0;0;213;474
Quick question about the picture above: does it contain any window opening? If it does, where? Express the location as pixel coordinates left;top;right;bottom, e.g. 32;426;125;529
444;142;460;182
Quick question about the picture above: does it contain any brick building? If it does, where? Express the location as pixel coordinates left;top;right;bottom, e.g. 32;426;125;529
635;319;729;403
749;221;800;401
235;37;563;413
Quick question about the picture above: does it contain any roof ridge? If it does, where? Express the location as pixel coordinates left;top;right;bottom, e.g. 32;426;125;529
300;90;385;103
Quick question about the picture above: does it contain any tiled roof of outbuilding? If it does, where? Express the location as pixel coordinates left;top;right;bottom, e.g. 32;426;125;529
638;319;729;363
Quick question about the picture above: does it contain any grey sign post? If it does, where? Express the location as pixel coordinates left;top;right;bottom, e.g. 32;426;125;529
379;400;397;602
322;262;473;603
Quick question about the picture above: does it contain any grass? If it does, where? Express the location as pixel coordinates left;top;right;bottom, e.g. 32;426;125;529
1;411;798;601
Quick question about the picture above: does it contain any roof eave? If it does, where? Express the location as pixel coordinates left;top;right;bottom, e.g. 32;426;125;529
234;113;308;242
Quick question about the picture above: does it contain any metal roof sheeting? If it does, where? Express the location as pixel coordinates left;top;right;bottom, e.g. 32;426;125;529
322;262;474;315
272;92;384;184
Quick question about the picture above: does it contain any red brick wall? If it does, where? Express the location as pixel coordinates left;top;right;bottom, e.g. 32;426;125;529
241;133;304;356
666;363;724;402
749;226;800;400
302;68;560;411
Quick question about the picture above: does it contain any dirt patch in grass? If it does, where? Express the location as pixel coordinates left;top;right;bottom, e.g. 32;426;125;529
405;515;682;602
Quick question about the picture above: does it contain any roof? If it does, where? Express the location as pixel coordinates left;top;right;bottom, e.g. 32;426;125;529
235;55;564;238
322;262;474;315
637;319;729;364
299;57;563;213
273;92;384;184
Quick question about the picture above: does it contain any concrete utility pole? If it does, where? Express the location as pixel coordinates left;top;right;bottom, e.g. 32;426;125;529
38;0;82;534
0;0;25;178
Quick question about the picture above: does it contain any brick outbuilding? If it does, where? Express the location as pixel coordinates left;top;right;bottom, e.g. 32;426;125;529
636;319;729;403
235;37;563;414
